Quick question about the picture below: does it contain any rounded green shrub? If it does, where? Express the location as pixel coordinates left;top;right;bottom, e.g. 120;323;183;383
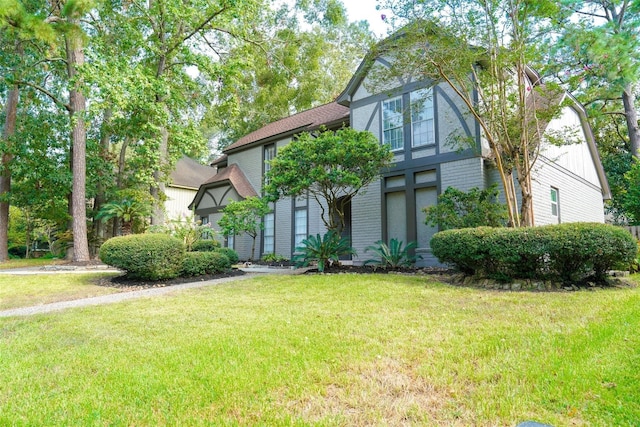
99;234;185;280
181;251;231;277
216;247;239;265
8;245;27;258
431;223;637;284
191;239;220;252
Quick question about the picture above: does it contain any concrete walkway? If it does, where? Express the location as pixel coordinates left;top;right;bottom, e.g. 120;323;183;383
0;274;256;318
0;265;309;318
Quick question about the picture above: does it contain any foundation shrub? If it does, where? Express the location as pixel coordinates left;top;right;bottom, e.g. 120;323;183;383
216;247;239;265
191;239;220;252
181;251;231;277
99;234;185;280
431;223;637;283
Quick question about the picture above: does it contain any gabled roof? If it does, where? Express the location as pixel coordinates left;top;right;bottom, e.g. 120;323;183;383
223;102;350;153
169;156;216;190
188;164;257;210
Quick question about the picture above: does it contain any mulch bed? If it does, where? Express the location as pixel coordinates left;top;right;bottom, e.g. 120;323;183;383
94;269;246;290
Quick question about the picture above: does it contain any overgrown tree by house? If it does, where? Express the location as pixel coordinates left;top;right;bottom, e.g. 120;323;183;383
264;127;393;233
375;0;561;227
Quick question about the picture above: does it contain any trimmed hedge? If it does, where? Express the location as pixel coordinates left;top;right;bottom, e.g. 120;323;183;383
181;251;231;277
191;239;220;252
216;247;239;265
431;223;638;284
99;234;185;280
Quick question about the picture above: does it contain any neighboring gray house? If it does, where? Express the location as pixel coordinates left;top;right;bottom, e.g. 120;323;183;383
190;47;610;265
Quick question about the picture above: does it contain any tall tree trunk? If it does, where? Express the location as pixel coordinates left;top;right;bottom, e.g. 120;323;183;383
92;108;112;247
0;78;20;262
150;50;169;226
622;84;640;158
65;24;91;262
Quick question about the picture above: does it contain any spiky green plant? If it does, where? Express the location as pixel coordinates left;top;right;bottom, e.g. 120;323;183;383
293;231;355;272
364;239;421;269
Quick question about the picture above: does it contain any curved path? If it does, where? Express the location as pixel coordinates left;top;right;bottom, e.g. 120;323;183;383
0;265;305;318
0;274;256;318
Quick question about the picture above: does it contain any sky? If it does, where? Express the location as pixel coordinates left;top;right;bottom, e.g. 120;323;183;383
342;1;392;37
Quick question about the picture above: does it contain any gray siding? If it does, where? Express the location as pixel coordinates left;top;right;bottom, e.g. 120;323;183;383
351;180;383;263
274;197;293;257
532;157;604;225
440;157;486;192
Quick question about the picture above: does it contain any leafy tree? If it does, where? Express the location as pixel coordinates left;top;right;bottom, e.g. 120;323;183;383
423;185;508;230
264;127;393;233
202;1;375;149
546;0;640;158
0;1;57;261
540;1;640;222
96;198;152;236
620;159;640;224
375;0;561;227
217;196;270;261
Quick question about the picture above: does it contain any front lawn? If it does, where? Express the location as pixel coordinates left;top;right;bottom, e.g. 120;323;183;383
1;273;638;425
0;273;123;310
0;258;66;270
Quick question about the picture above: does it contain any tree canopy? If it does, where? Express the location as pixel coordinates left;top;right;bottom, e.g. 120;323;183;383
0;0;374;260
264;127;393;233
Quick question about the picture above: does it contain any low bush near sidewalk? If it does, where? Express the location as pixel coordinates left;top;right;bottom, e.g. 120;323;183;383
431;223;637;284
99;234;185;280
180;252;231;277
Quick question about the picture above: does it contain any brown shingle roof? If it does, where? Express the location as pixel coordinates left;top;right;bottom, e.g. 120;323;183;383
169;156;217;189
224;102;350;152
202;164;257;198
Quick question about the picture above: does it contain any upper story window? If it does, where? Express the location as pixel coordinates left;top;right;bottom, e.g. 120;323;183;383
382;88;435;151
410;88;434;147
382;97;404;151
264;143;276;184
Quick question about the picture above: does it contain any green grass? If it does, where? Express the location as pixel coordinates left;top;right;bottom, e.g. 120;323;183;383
1;273;639;426
0;258;66;270
0;273;123;310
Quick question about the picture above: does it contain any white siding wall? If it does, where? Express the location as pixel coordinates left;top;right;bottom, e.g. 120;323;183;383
165;187;197;221
539;106;600;187
532;158;605;225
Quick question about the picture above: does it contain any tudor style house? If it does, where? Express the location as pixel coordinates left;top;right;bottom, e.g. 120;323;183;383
190;46;610;266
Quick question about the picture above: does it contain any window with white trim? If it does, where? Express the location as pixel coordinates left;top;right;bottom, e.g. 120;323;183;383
264;143;276;185
550;187;559;217
382;97;404;151
294;208;307;248
410;88;434;147
263;212;275;254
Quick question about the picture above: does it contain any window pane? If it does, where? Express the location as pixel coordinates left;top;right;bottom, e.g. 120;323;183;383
294;209;307;248
411;88;434;147
264;212;275;253
383;97;404;150
550;188;558;217
264;144;276;184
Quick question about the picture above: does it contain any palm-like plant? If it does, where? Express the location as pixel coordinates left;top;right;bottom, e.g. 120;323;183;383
96;199;151;235
364;239;421;269
293;231;356;272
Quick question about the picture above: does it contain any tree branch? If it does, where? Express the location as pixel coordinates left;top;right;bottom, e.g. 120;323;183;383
13;80;70;112
165;5;230;56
